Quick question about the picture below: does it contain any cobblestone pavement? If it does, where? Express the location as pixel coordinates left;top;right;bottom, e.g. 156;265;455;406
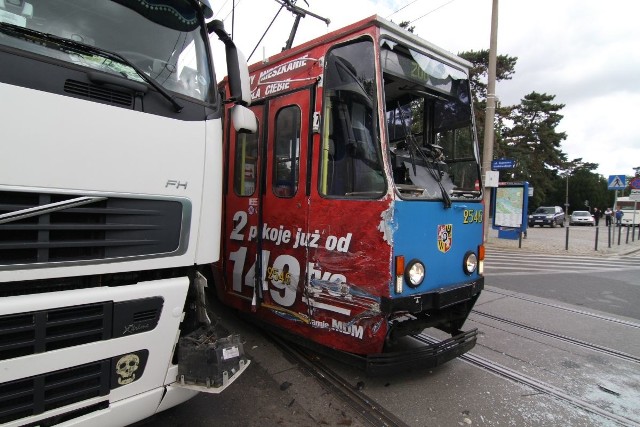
485;224;640;256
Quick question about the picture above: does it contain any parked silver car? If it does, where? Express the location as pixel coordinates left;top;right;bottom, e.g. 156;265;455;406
570;210;595;226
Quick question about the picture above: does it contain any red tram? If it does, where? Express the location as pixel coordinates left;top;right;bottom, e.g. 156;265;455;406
215;15;485;374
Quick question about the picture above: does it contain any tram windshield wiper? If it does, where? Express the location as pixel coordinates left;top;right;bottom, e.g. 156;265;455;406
0;22;183;112
396;102;452;208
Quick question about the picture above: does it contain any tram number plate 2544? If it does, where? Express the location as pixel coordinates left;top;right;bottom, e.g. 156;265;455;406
463;209;483;224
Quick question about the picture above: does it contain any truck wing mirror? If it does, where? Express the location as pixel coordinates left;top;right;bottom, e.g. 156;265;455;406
231;105;257;134
208;19;252;106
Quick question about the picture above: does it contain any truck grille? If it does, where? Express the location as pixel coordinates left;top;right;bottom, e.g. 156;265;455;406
0;298;162;362
0;360;110;424
0;191;187;268
0;302;112;361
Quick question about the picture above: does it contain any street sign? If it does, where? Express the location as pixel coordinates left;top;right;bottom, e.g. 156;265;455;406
484;170;499;187
491;158;516;170
630;189;640;201
630;177;640;189
608;175;626;190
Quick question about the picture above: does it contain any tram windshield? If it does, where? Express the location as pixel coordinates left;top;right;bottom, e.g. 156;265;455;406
381;41;481;202
0;0;215;103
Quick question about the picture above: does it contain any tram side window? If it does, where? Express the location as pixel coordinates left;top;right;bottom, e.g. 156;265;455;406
234;130;259;196
273;106;301;198
319;39;386;198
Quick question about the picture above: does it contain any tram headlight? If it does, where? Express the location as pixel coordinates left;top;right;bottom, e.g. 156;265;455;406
404;259;425;287
463;251;478;275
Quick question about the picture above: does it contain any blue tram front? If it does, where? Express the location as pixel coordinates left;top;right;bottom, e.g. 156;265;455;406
218;15;484;374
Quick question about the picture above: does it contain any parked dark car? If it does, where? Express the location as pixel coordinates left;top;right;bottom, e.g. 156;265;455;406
528;206;565;227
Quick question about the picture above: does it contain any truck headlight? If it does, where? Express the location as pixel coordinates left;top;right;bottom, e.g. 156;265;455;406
404;259;425;287
463;251;478;275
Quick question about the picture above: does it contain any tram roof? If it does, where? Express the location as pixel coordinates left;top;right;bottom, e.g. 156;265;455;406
247;15;472;73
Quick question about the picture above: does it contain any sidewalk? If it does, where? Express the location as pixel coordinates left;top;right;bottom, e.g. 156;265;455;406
485;225;640;256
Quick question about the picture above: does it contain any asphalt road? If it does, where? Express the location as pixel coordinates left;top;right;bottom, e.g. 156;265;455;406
485;224;640;319
142;228;640;427
485;251;640;320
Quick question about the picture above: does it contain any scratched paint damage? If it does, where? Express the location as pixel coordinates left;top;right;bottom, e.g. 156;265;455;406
305;275;383;334
377;201;397;245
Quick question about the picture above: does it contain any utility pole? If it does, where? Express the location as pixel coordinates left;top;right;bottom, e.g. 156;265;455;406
482;0;499;241
564;170;571;215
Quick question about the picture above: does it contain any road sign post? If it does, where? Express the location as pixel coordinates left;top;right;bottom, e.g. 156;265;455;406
608;175;627;212
608;175;626;191
491;158;516;170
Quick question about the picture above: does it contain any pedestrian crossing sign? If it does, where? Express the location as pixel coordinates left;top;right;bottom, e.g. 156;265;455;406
608;175;626;190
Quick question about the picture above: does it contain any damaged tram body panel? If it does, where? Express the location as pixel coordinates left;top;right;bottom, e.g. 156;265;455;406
216;15;484;373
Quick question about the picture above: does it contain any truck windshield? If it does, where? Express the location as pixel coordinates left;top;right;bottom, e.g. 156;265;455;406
381;41;481;202
0;0;215;103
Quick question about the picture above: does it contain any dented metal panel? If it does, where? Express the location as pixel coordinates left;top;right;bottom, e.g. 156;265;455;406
217;16;484;362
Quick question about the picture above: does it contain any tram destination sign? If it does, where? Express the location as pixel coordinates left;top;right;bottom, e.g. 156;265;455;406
491;159;516;170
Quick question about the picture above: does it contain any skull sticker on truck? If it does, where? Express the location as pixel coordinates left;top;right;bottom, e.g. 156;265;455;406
111;350;148;388
116;354;140;385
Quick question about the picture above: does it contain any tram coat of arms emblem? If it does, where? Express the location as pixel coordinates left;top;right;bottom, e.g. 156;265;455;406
437;224;453;253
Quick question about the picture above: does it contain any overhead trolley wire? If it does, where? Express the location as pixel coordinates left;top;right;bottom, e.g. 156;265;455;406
213;0;231;18
386;0;421;19
406;0;456;25
248;3;285;61
221;0;243;22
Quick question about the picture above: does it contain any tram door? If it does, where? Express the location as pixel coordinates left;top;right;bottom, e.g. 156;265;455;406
223;90;312;313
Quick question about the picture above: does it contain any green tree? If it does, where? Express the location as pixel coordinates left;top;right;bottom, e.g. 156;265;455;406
459;49;517;102
459;50;615;212
548;160;610;212
458;50;518;163
570;164;610;212
500;92;567;208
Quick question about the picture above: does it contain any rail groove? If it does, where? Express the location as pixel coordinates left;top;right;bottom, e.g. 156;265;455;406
472;310;640;364
483;288;640;329
415;334;640;427
269;333;409;427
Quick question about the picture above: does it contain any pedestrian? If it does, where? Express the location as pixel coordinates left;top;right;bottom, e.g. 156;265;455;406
604;207;613;226
615;206;624;226
593;207;600;226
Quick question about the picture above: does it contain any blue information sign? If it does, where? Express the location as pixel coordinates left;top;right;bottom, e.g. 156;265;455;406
608;175;626;190
491;159;516;170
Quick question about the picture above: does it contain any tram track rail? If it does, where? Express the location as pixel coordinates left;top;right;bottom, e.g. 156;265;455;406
471;310;640;364
415;333;640;427
260;285;640;426
268;332;410;427
483;288;640;329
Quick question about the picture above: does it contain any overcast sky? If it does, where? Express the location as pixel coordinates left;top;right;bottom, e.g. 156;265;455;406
212;0;640;179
